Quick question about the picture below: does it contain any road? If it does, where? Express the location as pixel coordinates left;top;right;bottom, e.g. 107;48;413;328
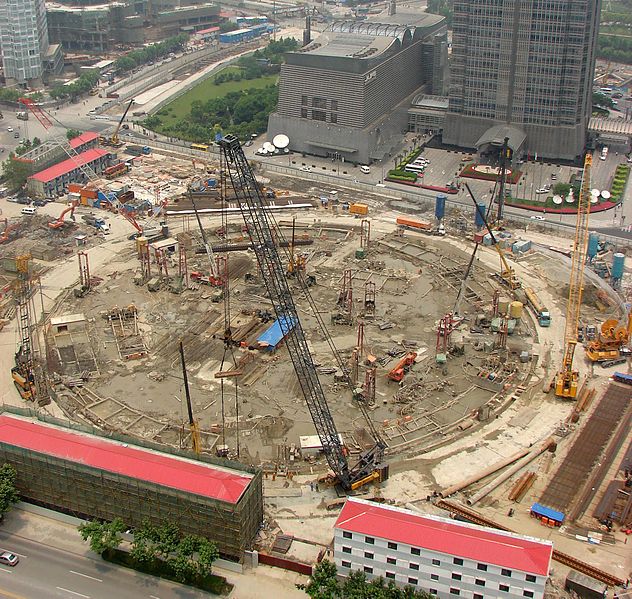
0;534;209;599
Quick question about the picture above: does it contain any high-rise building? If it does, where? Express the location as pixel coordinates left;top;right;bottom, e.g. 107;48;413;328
443;1;601;161
0;0;63;86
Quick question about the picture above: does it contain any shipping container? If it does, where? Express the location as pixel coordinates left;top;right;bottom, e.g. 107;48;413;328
349;203;369;215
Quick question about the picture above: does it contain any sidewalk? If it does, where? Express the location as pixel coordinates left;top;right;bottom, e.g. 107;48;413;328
2;503;308;599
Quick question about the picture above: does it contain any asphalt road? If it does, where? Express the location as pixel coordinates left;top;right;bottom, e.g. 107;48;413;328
0;534;210;599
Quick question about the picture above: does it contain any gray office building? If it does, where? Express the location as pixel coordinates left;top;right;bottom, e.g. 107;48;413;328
443;0;601;161
267;13;447;165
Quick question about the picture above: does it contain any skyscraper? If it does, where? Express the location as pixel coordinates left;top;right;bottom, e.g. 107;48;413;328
443;1;601;161
0;0;61;86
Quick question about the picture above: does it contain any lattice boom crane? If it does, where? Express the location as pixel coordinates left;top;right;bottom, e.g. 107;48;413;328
218;135;387;490
555;154;592;399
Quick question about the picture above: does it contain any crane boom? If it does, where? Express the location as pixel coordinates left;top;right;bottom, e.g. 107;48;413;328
555;155;592;399
218;135;385;490
111;99;135;146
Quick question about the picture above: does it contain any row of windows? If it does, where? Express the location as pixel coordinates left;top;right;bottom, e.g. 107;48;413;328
301;95;338;111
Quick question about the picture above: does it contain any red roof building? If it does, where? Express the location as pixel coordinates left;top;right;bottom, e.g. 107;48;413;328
69;131;99;150
0;413;263;558
30;148;109;183
334;498;552;599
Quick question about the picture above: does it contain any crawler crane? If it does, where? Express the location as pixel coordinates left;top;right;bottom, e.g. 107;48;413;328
555;155;592;399
218;135;387;491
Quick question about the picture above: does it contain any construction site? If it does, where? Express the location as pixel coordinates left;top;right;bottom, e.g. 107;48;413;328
1;124;632;591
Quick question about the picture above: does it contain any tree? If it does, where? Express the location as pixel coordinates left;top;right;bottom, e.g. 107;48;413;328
298;560;341;598
2;154;32;191
78;518;126;555
0;464;20;517
553;182;572;197
66;129;82;140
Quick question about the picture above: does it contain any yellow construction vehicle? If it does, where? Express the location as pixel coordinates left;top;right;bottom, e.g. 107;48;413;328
585;312;632;362
11;368;35;400
555;155;592;399
179;341;202;454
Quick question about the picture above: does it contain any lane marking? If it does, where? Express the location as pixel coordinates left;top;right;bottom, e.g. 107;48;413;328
69;571;102;583
55;587;90;598
0;570;12;575
149;595;161;599
0;587;28;599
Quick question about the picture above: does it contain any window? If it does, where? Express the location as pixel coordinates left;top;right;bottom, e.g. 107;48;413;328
301;95;308;105
499;584;509;592
331;100;338;111
330;113;337;124
342;546;351;554
365;536;374;544
411;547;421;556
432;559;441;566
431;574;439;581
452;573;462;581
386;572;395;580
454;557;463;565
387;557;396;565
526;575;536;583
312;109;326;121
343;531;352;539
409;577;418;585
430;590;437;595
477;563;488;571
364;552;374;560
364;566;373;574
410;563;420;571
475;579;486;586
388;542;398;550
474;595;484;599
524;592;534;598
501;569;512;578
341;560;351;568
312;97;327;109
300;108;308;118
450;588;460;595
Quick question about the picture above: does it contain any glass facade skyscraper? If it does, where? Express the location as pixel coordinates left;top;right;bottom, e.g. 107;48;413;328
443;0;601;160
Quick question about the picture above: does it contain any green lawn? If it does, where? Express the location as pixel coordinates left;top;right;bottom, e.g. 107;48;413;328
156;67;278;126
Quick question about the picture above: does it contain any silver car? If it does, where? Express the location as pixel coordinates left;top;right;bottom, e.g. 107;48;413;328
0;551;19;566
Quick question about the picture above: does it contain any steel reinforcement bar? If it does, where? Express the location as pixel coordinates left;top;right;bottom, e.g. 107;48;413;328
436;500;624;587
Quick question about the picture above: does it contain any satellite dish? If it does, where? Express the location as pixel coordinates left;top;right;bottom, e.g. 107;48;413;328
601;190;611;200
590;195;599;204
565;195;575;203
273;134;290;149
263;142;275;152
552;195;563;205
591;188;600;197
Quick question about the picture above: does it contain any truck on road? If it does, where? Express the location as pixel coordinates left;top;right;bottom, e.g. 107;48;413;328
523;287;551;327
82;214;110;233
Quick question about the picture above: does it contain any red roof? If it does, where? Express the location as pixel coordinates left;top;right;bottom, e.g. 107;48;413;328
69;131;99;149
335;498;552;576
196;26;220;35
0;414;252;504
30;148;110;183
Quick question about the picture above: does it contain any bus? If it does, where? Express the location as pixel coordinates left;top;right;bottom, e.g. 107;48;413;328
191;143;209;152
404;163;425;173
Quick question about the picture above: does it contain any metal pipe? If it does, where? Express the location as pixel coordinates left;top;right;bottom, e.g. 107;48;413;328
440;447;531;498
467;437;556;506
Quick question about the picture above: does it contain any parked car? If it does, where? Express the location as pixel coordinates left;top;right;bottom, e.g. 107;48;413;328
530;215;545;221
535;188;550;194
33;199;46;207
7;127;13;132
360;165;371;174
0;552;19;567
299;166;312;172
17;197;31;205
14;132;19;138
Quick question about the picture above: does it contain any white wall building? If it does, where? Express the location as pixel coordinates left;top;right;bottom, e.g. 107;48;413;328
334;498;553;599
0;0;60;86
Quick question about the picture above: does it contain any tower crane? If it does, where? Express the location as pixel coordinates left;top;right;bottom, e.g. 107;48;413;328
555;154;592;399
218;135;387;491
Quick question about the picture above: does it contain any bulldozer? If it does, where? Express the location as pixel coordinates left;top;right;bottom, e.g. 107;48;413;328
585;312;632;362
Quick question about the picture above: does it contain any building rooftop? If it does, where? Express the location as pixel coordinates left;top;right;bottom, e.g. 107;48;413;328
0;414;253;504
29;148;110;183
69;131;100;149
411;94;449;109
372;11;444;29
335;498;553;576
299;31;394;59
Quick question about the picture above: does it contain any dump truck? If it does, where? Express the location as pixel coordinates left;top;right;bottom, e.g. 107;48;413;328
82;214;110;234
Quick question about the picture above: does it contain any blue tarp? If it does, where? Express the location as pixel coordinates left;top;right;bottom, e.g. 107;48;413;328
530;503;565;523
256;316;297;350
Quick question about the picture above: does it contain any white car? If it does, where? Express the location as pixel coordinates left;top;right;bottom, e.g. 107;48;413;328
0;552;19;567
360;165;370;174
7;127;13;132
535;188;550;194
530;215;545;221
300;166;312;172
